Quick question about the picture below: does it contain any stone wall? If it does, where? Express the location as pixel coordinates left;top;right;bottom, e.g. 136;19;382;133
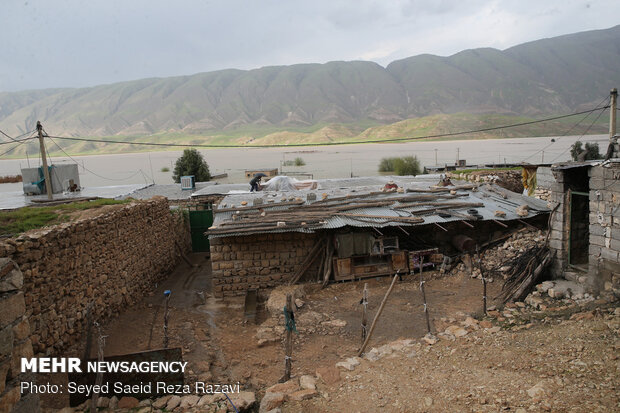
0;198;190;356
210;232;318;297
446;169;523;193
0;259;38;413
588;164;620;289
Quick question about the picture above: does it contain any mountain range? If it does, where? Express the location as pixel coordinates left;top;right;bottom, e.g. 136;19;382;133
0;25;619;149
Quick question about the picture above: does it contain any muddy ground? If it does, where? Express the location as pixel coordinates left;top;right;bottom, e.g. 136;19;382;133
42;250;503;409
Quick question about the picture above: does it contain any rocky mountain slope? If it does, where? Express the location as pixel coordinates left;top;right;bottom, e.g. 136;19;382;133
1;25;618;139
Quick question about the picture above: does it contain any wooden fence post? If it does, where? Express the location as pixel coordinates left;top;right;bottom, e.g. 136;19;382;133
358;272;399;356
163;290;172;349
419;256;432;334
361;283;368;344
283;293;295;381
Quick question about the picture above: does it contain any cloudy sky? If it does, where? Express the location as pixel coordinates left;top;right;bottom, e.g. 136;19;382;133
1;0;618;92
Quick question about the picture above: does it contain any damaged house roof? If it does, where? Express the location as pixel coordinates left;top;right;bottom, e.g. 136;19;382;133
207;175;549;239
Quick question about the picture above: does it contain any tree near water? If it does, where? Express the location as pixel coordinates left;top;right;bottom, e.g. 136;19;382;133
172;149;211;183
570;141;601;162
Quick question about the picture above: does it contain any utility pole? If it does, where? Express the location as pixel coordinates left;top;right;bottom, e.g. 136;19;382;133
541;150;544;163
456;147;460;165
434;149;438;166
37;121;53;200
610;88;617;141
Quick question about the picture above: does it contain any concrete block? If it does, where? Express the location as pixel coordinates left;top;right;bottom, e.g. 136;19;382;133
603;167;620;180
590;235;605;247
548;239;564;250
589;245;602;257
589;179;605;191
600;248;619;263
589;225;606;236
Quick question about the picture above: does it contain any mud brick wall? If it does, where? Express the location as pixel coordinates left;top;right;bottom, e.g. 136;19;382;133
210;232;318;297
0;258;38;413
588;164;620;289
0;198;190;356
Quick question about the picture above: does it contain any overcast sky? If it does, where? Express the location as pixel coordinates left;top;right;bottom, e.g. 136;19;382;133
1;0;619;92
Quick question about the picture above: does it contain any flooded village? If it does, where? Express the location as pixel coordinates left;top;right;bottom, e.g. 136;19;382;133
1;7;620;413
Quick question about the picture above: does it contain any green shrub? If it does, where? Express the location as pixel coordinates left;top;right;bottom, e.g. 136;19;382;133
378;157;396;172
294;157;305;166
378;156;421;176
161;167;170;172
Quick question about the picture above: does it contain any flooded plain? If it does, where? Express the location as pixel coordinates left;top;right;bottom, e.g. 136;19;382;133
0;134;609;191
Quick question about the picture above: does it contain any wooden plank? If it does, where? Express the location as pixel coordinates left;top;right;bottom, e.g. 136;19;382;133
289;240;324;285
358;272;400;356
336;213;424;222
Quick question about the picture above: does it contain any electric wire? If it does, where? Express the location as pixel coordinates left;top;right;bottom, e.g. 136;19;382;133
0;130;38;157
549;105;609;163
0;137;36;157
520;96;610;162
46;134;148;182
45;106;611;149
0;128;36;143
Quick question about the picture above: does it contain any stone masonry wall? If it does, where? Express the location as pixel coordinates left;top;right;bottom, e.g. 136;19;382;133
588;164;620;290
0;198;190;356
0;258;38;413
210;232;318;297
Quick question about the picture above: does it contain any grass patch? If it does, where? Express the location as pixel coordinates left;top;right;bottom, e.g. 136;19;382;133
283;157;306;166
0;199;130;236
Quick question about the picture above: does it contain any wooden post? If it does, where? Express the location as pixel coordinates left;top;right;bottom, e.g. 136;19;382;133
90;322;106;413
283;293;294;381
36;121;53;200
358;272;399;356
361;283;368;344
163;290;171;349
419;256;432;334
610;88;617;141
476;246;487;315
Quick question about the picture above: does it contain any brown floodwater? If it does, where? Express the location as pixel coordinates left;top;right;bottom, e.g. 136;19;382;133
0;134;609;190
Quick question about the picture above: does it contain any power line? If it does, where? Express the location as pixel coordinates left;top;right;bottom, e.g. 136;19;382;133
549;105;609;163
46;134;146;182
520;97;610;162
0;137;36;158
46;105;611;149
0;136;35;146
0;130;38;158
0;128;36;143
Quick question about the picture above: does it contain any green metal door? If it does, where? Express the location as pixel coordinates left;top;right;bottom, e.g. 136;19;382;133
189;206;213;252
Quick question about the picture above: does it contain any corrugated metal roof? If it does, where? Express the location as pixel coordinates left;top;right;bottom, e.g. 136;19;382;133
207;179;550;239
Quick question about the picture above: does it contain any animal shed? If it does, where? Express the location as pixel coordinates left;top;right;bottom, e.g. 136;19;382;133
205;176;550;297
